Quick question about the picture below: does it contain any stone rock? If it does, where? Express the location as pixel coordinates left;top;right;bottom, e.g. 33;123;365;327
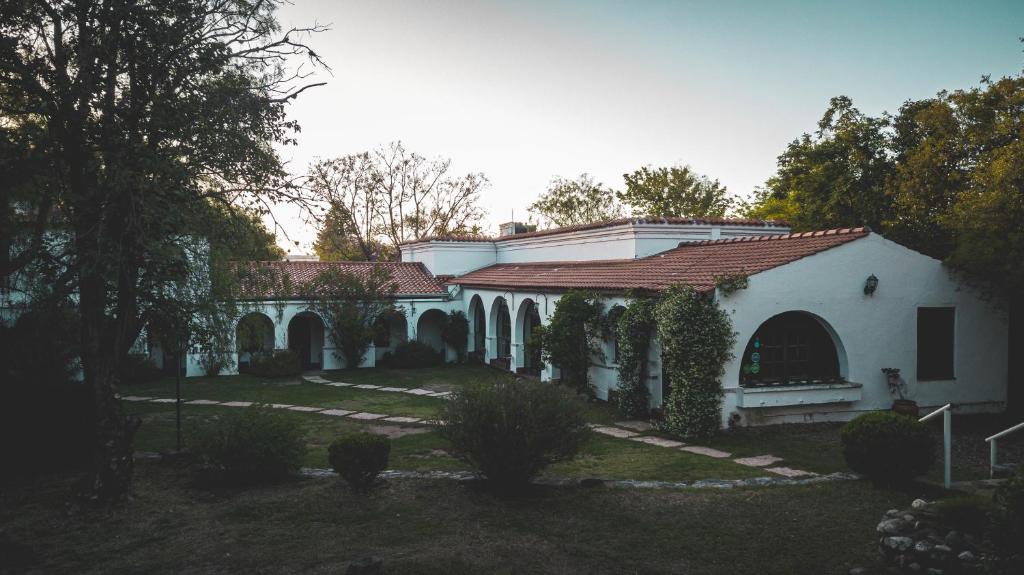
911;498;929;509
849;568;870;575
957;550;975;562
913;540;934;555
886;509;902;518
903;514;916;522
944;531;964;549
908;562;922;572
932;544;952;556
346;556;383;575
883;536;914;552
878;518;910;535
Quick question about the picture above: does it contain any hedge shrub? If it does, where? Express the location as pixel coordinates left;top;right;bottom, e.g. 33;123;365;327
328;432;391;490
538;290;605;396
438;380;590;492
441;310;469;362
188;405;306;485
385;341;443;369
614;296;656;418
839;411;934;484
121;354;164;384
249;349;302;378
995;464;1024;544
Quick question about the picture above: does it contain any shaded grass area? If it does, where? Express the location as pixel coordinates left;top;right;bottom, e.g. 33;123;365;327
128;404;763;480
0;462;928;574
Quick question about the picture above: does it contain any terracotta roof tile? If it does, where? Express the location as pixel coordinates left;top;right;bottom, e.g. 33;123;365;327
233;261;447;298
400;216;788;246
451;227;869;293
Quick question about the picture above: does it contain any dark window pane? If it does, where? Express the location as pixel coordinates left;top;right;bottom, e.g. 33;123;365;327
917;307;955;380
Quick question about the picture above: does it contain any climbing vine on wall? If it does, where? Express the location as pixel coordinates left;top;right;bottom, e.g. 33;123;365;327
539;290;605;396
614;295;657;418
441;310;470;362
655;285;736;438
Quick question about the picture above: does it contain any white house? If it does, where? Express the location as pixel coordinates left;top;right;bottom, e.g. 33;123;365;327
179;216;1009;428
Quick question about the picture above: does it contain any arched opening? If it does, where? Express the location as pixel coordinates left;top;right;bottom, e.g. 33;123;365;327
468;295;486;361
739;311;844;387
516;299;543;374
374;310;408;354
490;297;512;363
416;308;448;357
288;312;325;370
236;312;275;372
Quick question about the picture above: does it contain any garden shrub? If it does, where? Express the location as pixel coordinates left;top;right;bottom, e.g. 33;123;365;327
385;341;443;368
249;349;302;378
328;432;391;490
121;354;163;384
614;296;656;418
539;290;605;396
438;380;590;492
188;405;306;485
655;285;735;438
994;464;1024;543
839;411;934;483
441;310;469;362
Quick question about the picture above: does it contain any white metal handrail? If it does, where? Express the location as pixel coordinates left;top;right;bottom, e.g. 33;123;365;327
986;421;1024;478
920;404;953;488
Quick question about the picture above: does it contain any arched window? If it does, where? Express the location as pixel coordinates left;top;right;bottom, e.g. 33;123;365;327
740;312;841;387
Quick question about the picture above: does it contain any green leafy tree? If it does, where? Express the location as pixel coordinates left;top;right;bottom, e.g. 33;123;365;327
539;290;606;395
313;204;383;261
614;295;657;418
656;285;735;438
619;165;733;218
0;0;325;500
303;266;400;369
528;174;623;228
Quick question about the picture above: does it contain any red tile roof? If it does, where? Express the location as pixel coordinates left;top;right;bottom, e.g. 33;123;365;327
400;216;788;246
232;261;447;299
451;228;870;293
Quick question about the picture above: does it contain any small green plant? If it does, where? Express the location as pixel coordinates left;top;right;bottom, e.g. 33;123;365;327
188;405;306;485
839;411;934;484
713;273;749;296
438;380;590;492
328;432;391;490
249;349;302;377
384;341;443;368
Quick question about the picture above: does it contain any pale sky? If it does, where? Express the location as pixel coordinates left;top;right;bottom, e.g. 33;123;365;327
270;0;1024;254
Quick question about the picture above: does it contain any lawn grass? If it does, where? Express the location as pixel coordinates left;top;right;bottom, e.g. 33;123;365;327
0;461;935;574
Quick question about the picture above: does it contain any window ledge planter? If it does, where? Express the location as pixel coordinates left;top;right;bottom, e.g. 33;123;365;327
734;381;863;409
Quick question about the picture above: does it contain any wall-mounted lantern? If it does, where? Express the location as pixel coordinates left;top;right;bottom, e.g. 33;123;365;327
864;274;879;296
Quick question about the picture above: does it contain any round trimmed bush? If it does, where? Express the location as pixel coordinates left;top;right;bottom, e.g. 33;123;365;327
188;405;306;485
328;432;391;490
438;380;591;492
385;341;443;369
840;411;934;483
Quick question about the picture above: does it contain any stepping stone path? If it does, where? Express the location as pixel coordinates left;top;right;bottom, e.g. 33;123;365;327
378;387;407;392
287;406;324;413
680;446;732;459
734;455;784;467
186;399;221;405
221;401;253;407
403;388;434;396
616;420;654;432
354;384;381;389
321;409;355;417
349;412;387;420
629;436;685;448
592;426;640;439
384;416;422;424
765;466;817;478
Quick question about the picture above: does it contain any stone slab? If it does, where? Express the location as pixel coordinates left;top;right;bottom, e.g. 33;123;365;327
149;398;177;404
320;409;355;417
302;376;330;384
592;426;640;439
221;401;254;407
428;391;452;398
733;455;785;467
354;384;381;389
629;436;685;448
680;446;732;459
287;406;324;412
348;412;387;420
326;382;353;387
186;399;221;405
616;421;654;432
269;403;294;409
383;416;422;424
765;466;817;478
121;396;153;401
403;388;434;396
378;387;408;392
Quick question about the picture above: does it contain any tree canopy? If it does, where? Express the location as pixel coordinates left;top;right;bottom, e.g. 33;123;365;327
308;142;488;260
619;165;733;218
527;174;623;229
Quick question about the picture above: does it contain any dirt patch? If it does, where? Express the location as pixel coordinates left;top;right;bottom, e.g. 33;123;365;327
363;425;431;439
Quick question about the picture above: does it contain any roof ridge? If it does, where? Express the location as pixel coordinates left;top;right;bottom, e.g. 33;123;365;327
685;227;869;247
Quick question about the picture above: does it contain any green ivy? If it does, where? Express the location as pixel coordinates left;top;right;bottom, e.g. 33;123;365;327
539;290;605;396
614;295;656;418
655;285;735;438
714;273;749;296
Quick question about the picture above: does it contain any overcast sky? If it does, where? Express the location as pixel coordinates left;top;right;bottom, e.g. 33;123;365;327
269;0;1023;254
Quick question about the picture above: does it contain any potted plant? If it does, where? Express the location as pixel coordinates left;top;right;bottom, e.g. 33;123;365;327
883;368;918;417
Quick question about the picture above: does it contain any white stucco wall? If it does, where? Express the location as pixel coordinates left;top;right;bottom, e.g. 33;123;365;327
717;234;1008;426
